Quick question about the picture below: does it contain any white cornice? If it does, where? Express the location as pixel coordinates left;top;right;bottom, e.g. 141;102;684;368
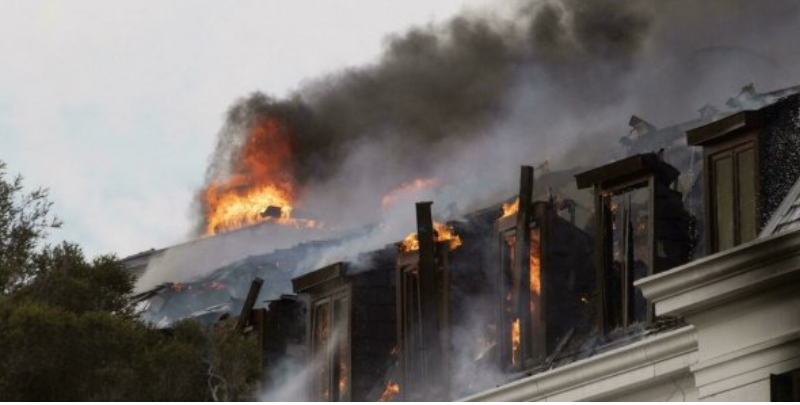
462;326;698;402
636;228;800;317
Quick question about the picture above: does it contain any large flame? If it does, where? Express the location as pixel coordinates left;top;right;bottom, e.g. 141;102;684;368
202;117;317;235
378;381;401;402
399;221;462;253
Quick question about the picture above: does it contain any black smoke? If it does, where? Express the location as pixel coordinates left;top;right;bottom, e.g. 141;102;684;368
197;0;800;233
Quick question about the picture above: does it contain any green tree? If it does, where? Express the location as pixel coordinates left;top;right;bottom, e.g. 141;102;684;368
0;161;61;294
204;318;264;401
0;161;262;401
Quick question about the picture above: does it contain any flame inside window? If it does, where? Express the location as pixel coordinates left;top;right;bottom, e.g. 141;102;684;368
502;197;520;218
511;318;521;366
378;381;401;402
400;221;462;252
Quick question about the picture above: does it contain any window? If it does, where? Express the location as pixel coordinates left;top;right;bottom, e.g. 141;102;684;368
309;292;351;402
771;368;800;401
396;244;449;400
498;219;545;371
293;263;353;402
709;142;758;252
601;186;651;329
398;259;424;395
576;153;689;334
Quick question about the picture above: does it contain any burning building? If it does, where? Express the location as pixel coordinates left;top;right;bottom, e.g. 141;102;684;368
291;248;397;402
121;85;800;402
393;202;497;401
466;91;800;401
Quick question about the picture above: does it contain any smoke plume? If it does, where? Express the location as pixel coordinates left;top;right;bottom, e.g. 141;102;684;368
160;0;800;285
195;0;800;238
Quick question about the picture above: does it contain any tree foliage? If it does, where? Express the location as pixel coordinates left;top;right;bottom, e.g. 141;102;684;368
0;161;262;401
0;161;61;294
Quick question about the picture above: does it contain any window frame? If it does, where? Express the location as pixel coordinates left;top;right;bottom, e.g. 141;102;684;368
595;176;656;332
395;243;450;400
704;133;761;254
496;205;547;372
307;286;352;402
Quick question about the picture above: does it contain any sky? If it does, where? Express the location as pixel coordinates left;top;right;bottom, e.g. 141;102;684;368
0;0;496;258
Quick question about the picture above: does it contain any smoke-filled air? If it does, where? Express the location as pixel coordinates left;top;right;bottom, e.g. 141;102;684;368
134;0;800;401
136;0;800;289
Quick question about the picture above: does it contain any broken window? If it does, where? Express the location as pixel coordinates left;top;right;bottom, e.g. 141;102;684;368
498;219;545;371
576;153;690;334
292;263;354;402
292;254;398;402
602;187;650;327
396;242;449;401
497;166;594;372
309;292;351;402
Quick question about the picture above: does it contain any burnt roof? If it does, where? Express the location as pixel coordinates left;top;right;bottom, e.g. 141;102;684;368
574;153;680;190
291;262;346;292
688;91;800;146
761;176;800;237
686;109;762;146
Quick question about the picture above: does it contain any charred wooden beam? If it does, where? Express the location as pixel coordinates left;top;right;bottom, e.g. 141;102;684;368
514;166;535;365
415;201;444;398
543;328;574;371
237;277;264;333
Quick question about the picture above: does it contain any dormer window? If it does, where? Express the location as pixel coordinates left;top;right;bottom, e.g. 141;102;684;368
396;238;450;400
293;264;352;401
687;94;800;254
292;254;397;402
497;167;593;371
576;154;689;333
497;204;545;370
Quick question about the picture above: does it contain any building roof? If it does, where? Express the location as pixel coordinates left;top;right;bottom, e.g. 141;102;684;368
761;175;800;237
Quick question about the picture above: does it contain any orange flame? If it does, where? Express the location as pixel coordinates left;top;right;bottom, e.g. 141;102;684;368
530;230;541;294
511;318;521;366
338;361;348;397
378;381;401;402
501;197;520;218
381;178;438;209
399;221;462;253
202;117;318;236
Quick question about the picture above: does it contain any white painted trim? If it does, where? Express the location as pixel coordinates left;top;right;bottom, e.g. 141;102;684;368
636;228;800;317
691;328;800;399
462;326;698;402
